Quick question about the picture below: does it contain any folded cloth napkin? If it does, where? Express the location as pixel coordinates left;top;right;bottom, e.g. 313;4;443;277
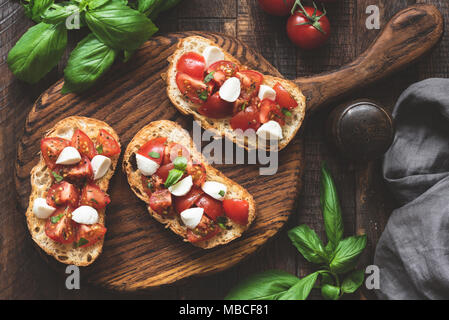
375;78;449;300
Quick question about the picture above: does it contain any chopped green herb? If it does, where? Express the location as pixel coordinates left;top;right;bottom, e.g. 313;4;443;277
51;171;64;182
147;181;152;190
217;216;232;230
173;156;188;171
50;213;64;224
204;72;214;83
241;102;247;111
219;190;225;197
149;151;160;159
96;144;103;154
74;237;89;248
198;90;208;101
282;108;292;117
90;198;98;204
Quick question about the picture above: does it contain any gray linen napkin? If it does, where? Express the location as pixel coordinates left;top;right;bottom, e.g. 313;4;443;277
375;78;449;300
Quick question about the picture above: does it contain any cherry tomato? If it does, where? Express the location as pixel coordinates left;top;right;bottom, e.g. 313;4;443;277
149;189;172;215
186;163;207;187
174;186;204;214
79;182;111;209
286;6;331;50
176;52;206;79
138;137;167;165
176;72;210;105
76;224;107;248
274;82;298;109
41;137;70;169
230;104;261;131
45;207;77;244
97;129;121;157
55;156;93;184
199;92;233;119
186;214;220;243
236;70;264;101
257;0;296;16
162;142;190;165
223;199;249;225
46;181;79;208
156;163;174;182
259;99;285;125
207;60;239;79
71;129;96;160
195;194;224;222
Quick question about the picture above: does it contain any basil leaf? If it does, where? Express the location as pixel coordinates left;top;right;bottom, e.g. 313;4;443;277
173;156;187;171
23;0;54;22
225;270;300;300
96;144;103;154
277;272;318;300
88;0;111;9
164;168;183;188
320;272;334;287
204;72;214;83
62;33;118;93
341;269;365;294
85;0;158;50
320;163;344;252
288;225;328;264
51;171;64;182
50;213;64;224
74;237;89;248
148;151;160;159
123;49;134;62
137;0;163;16
7;22;67;84
330;235;367;274
42;3;79;24
321;284;340;300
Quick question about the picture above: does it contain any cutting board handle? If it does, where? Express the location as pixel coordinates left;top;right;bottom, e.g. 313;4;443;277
295;4;443;114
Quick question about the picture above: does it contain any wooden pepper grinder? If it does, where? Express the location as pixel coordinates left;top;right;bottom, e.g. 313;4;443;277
325;100;395;162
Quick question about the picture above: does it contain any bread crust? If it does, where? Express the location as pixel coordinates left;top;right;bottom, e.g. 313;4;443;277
122;120;256;249
165;36;306;151
26;116;121;266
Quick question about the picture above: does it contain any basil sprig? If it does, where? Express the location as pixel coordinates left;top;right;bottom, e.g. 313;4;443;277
8;0;182;92
164;156;187;188
226;163;367;300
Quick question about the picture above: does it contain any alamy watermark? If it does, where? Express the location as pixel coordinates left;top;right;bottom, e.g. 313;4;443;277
366;5;381;30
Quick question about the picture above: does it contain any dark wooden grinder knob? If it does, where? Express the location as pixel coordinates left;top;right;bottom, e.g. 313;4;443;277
326;100;395;161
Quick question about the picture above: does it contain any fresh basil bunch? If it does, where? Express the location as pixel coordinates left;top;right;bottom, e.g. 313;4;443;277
226;163;367;300
8;0;182;92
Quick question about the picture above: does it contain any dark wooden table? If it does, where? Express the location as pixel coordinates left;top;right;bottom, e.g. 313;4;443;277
1;0;448;299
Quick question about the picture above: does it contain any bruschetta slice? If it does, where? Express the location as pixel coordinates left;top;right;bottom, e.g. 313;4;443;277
122;120;256;248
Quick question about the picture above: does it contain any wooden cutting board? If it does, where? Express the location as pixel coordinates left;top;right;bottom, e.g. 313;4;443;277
15;4;442;291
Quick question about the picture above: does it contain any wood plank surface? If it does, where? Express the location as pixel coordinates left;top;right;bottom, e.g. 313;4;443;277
1;0;449;299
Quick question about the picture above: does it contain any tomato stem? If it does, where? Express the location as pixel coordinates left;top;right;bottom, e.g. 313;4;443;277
292;0;328;35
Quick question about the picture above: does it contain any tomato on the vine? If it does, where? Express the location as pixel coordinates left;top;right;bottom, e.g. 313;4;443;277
286;4;331;50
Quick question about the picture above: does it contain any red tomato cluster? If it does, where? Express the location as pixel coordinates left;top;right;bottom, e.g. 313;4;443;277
257;0;335;50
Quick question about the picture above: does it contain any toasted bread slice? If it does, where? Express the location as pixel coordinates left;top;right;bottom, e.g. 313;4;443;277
122;120;256;249
26;116;121;266
165;36;306;151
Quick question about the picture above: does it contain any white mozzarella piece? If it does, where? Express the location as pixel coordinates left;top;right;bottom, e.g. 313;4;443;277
258;85;276;101
72;206;99;225
219;77;241;102
91;155;111;180
202;181;227;201
180;207;204;229
169;175;193;197
55;147;81;165
136;154;160;176
33;198;56;219
256;120;284;140
203;46;225;68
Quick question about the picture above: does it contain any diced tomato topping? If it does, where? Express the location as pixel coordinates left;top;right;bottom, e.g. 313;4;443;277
45;207;77;244
236;70;264;101
162;142;191;165
259;99;285;125
199;92;233;119
176;72;210;105
186;214;220;243
76;223;107;248
155;163;175;182
41;137;70;169
149;189;172;215
97;129;121;157
230;103;261;131
177;52;206;79
274;82;298;110
137;137;167;165
79;182;111;209
174;186;204;214
46;181;79;208
186;163;207;187
195;194;224;222
71;129;96;160
223;199;249;226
